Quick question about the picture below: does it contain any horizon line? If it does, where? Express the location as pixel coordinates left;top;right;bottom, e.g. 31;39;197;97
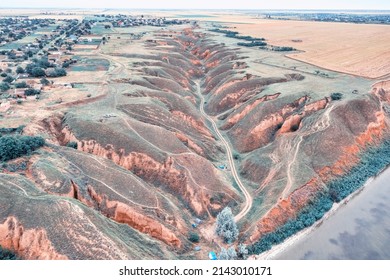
0;7;390;12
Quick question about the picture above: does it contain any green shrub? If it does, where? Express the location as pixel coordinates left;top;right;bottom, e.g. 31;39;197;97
66;141;78;149
0;246;18;260
188;232;200;243
331;92;343;101
272;46;296;52
15;81;28;88
2;75;14;83
46;68;67;78
16;66;25;74
25;88;41;96
0;82;10;92
30;67;46;77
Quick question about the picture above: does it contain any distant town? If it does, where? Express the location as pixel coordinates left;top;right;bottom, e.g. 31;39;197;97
259;12;390;25
0;14;189;106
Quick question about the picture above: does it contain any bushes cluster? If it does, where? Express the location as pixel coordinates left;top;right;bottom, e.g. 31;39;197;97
25;58;67;78
218;246;237;260
0;246;18;260
46;68;67;78
0;125;24;136
238;41;267;47
0;135;45;162
66;141;78;149
209;28;265;41
248;139;390;255
271;46;296;52
15;81;28;88
331;92;343;101
24;88;41;96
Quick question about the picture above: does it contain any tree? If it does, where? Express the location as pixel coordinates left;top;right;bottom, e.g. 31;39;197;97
0;82;10;92
15;81;28;88
3;75;14;83
237;243;248;259
16;66;25;74
188;232;200;243
24;88;41;96
31;67;46;77
0;135;45;162
218;246;237;260
46;68;67;78
215;207;239;243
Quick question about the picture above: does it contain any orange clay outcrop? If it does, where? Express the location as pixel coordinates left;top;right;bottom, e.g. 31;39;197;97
59;125;235;219
278;114;303;133
62;129;205;215
171;110;214;138
87;187;181;247
175;132;204;155
249;105;387;242
6;24;390;260
221;93;281;130
0;217;67;260
230;96;309;153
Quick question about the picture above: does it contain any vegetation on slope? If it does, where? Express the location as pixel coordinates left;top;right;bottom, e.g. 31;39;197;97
0;135;45;162
0;246;18;260
248;138;390;255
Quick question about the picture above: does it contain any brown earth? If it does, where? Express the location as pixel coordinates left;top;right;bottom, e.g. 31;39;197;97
2;18;390;260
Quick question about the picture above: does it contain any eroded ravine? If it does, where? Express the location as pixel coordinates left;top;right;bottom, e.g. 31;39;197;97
195;81;252;222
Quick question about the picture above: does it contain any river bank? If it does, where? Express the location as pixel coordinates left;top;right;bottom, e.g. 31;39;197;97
252;167;390;260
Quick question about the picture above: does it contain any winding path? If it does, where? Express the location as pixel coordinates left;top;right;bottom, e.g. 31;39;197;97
195;82;252;222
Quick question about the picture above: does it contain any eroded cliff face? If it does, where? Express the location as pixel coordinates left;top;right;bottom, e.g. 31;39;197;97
86;187;181;247
249;100;388;242
11;25;389;259
61;126;209;216
0;217;67;260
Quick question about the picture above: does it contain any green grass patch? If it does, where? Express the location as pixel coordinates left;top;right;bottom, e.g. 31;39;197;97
70;58;109;72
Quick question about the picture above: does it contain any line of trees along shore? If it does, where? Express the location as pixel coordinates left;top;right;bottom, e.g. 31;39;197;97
248;139;390;255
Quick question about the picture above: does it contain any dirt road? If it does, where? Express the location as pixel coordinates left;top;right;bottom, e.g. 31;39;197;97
195;82;252;222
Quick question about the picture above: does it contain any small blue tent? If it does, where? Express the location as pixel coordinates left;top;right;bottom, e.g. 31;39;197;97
208;251;217;260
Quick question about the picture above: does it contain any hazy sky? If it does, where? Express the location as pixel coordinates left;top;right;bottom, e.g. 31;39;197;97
0;0;389;10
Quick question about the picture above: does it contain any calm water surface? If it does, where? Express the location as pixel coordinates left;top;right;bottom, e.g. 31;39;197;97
276;168;390;260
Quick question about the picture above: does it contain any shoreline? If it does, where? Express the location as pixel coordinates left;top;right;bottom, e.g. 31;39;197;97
251;175;379;260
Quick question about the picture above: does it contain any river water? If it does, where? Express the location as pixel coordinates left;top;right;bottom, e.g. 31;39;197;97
275;168;390;260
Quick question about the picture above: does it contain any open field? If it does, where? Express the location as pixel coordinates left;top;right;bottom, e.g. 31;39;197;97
159;12;390;79
196;13;390;79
